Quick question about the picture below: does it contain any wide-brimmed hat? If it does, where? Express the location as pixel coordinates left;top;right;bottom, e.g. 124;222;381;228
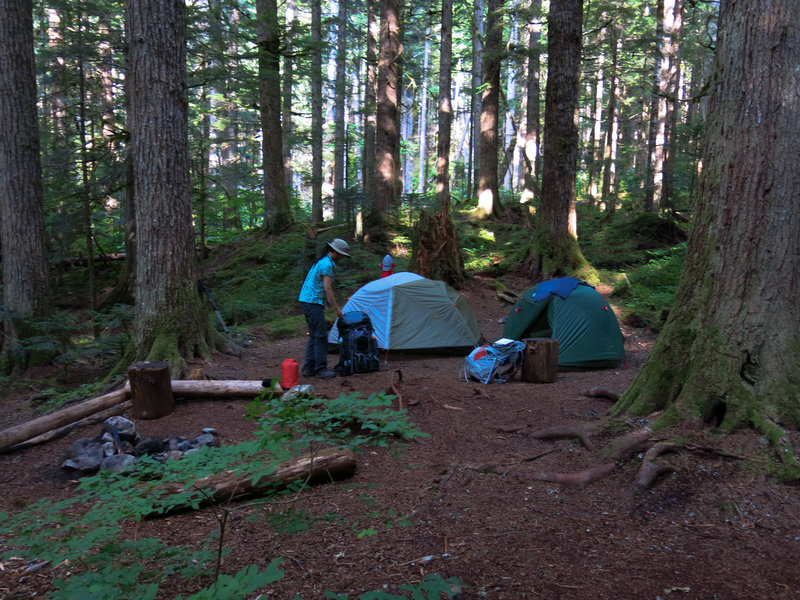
327;238;351;257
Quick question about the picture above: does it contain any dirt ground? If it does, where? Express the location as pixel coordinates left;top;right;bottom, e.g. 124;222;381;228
2;275;800;599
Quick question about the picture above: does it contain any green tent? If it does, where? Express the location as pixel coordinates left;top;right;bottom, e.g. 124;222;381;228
502;277;624;367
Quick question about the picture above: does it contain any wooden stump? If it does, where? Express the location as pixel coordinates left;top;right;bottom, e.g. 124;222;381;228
128;361;174;419
521;338;559;383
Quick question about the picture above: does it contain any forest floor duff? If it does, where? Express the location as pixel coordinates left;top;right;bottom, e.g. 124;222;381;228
1;275;799;599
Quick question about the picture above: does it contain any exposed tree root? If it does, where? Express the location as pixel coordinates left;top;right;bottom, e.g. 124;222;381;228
529;425;597;452
580;386;622;401
464;450;555;474
389;370;405;409
600;426;653;460
531;463;616;486
634;442;678;490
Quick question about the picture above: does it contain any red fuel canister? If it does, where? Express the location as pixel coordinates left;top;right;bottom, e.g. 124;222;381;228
281;358;299;389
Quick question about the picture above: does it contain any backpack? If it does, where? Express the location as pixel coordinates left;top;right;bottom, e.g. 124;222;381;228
462;339;526;384
334;311;380;375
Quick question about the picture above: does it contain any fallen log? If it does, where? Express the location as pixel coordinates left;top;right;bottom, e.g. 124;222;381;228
147;446;356;516
171;380;277;397
0;387;130;453
4;401;133;453
0;380;277;453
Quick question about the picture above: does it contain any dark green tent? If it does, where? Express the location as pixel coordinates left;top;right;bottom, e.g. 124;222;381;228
502;277;624;368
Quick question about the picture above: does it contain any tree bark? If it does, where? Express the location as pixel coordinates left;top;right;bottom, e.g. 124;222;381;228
369;0;402;229
410;0;464;288
520;0;542;204
257;0;292;233
613;0;800;473
525;0;590;280
310;0;323;222
362;0;379;209
282;0;296;193
147;447;357;516
125;0;211;373
475;0;504;219
0;0;52;372
0;387;131;452
128;361;174;420
333;0;348;206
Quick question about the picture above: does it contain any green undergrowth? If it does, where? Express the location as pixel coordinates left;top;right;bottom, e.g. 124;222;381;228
0;390;455;599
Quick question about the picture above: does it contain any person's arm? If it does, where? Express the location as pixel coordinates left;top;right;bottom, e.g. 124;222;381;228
322;274;343;318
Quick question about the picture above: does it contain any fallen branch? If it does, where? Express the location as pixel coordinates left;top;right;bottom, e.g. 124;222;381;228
529;425;597;452
147;446;356;517
600;426;653;460
531;463;616;486
635;442;678;490
580;386;622;402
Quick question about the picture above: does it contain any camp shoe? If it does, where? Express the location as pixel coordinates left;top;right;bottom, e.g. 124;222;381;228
315;369;337;379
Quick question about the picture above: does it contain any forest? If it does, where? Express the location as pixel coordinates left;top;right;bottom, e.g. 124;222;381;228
1;0;799;597
0;0;716;368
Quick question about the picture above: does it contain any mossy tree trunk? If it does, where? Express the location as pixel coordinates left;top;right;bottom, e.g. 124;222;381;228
125;0;211;375
525;0;592;282
0;0;52;373
613;0;800;472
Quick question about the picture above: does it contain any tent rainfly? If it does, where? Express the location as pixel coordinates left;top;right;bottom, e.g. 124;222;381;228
502;277;625;368
328;272;482;351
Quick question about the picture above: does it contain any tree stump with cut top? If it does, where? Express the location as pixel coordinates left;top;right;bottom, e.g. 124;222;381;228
521;338;559;383
128;361;174;419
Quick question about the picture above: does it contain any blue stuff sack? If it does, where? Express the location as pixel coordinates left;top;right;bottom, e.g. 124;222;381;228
462;339;526;384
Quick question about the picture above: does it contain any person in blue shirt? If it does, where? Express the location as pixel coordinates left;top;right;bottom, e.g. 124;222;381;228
298;238;350;378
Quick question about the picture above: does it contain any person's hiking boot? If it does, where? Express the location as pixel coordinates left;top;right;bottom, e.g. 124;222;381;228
301;367;315;377
315;369;337;379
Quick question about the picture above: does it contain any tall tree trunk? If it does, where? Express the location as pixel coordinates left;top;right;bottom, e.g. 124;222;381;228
643;0;664;212
257;0;292;233
0;0;52;372
77;32;98;330
614;0;800;473
521;0;542;204
661;0;684;212
125;0;210;374
310;0;323;222
600;30;621;212
416;27;431;195
362;0;378;210
333;0;347;200
525;0;590;280
282;0;296;193
369;0;401;230
475;0;504;219
469;0;484;198
412;0;464;287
